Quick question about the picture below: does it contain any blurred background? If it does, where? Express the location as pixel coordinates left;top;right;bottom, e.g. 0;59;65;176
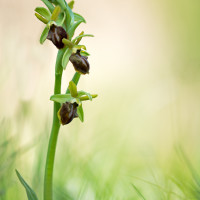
1;0;200;199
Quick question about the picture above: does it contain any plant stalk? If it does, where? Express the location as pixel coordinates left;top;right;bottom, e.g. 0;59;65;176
43;49;64;200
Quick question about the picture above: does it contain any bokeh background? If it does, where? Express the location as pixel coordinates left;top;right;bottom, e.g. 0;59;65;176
1;0;200;199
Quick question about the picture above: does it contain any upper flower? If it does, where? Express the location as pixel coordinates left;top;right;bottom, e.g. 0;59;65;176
35;0;94;73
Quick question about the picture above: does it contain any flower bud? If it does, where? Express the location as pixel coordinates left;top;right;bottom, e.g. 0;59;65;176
47;25;68;49
58;102;78;125
69;50;90;74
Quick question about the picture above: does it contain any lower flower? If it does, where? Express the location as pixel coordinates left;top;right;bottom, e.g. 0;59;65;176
58;102;78;125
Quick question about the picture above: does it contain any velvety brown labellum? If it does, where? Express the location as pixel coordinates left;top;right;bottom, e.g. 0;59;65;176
59;102;78;125
69;50;90;74
47;25;68;49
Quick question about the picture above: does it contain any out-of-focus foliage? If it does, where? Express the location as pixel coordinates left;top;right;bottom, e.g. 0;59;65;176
1;0;200;199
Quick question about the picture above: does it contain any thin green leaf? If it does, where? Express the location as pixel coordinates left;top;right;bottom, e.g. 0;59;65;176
68;21;83;39
35;7;51;20
62;48;72;69
41;0;55;13
72;34;94;43
74;13;86;23
50;94;74;104
77;104;84;122
40;26;49;44
78;91;92;101
16;170;38;200
68;81;78;97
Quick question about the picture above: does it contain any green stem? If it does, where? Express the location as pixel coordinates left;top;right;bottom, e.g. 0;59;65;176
43;49;64;200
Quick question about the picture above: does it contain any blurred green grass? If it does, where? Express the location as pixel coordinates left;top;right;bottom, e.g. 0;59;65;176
1;0;200;199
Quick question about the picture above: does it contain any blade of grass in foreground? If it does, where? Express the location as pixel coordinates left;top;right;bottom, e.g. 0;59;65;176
16;170;38;200
131;183;146;200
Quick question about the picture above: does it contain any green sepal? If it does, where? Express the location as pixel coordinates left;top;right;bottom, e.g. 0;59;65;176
62;48;73;69
41;0;55;13
68;81;78;97
68;0;75;9
40;26;49;44
80;50;90;57
78;91;92;101
50;94;74;104
35;7;51;20
74;13;86;23
16;170;38;200
77;104;84;122
68;21;83;39
72;34;94;44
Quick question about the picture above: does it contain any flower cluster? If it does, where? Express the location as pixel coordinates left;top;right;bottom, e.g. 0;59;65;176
35;0;97;125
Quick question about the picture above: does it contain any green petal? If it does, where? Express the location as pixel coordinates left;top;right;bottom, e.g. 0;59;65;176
80;50;90;57
35;7;51;20
79;94;98;101
51;5;61;21
62;38;74;48
35;13;48;24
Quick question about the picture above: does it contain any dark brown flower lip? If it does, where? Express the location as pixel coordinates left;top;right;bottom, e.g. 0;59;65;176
47;25;68;49
59;102;78;125
69;50;90;74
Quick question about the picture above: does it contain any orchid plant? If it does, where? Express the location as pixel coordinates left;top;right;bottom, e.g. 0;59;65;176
16;0;97;199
